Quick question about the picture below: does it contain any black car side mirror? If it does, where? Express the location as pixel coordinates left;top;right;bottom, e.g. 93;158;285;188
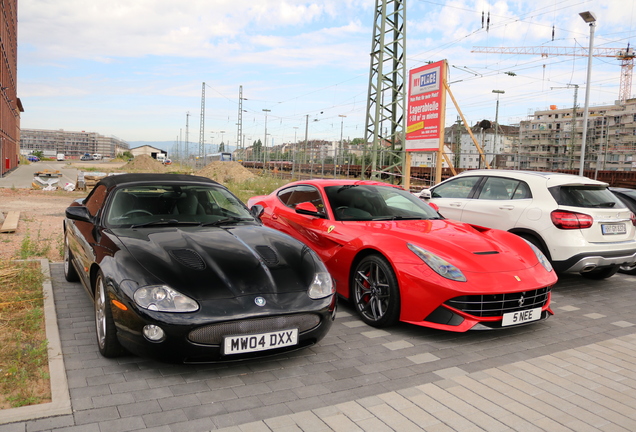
250;205;264;219
66;206;92;223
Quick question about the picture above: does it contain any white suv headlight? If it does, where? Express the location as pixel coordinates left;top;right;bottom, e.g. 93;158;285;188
134;285;199;312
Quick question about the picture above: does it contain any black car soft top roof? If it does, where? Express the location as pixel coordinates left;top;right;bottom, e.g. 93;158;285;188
96;173;223;189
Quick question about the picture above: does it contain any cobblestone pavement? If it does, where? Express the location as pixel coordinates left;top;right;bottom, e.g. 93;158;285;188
1;263;635;431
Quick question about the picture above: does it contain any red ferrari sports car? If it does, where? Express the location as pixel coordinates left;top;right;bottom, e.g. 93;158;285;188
247;179;558;331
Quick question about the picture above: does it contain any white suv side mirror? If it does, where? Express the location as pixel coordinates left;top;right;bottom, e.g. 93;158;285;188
417;189;431;200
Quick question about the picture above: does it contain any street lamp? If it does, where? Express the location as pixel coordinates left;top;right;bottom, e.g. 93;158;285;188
579;10;596;176
492;90;505;168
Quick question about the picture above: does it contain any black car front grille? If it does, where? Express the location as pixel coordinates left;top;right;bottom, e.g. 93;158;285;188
445;287;551;318
188;314;321;345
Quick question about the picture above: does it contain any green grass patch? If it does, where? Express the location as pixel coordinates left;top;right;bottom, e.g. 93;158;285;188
225;176;289;203
0;260;50;408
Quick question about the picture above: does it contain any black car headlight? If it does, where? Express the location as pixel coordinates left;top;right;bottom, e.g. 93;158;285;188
134;285;199;312
408;243;467;282
308;272;335;299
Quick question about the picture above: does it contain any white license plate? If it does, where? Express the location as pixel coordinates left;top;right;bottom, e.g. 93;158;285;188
602;223;626;235
223;329;298;355
502;307;542;327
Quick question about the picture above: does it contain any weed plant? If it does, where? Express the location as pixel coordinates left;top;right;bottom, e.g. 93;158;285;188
19;227;52;259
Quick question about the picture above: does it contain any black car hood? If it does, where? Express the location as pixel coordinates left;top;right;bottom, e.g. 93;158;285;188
110;225;317;300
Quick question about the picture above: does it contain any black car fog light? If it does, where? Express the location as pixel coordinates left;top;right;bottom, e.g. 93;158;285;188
143;325;166;342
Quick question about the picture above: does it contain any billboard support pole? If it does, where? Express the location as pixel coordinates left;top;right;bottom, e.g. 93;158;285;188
444;81;491;170
435;63;448;185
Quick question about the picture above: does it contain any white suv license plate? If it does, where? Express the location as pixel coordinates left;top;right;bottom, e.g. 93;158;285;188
602;223;626;235
502;307;542;327
224;329;298;355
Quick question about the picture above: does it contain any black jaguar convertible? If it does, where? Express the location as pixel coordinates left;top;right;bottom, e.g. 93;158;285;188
63;173;336;363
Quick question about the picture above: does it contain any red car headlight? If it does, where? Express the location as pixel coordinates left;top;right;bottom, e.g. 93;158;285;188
407;244;467;282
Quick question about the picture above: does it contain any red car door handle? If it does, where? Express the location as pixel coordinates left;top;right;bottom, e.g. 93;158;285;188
272;214;278;220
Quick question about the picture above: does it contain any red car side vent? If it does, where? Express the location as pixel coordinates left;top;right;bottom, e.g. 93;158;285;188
550;210;593;229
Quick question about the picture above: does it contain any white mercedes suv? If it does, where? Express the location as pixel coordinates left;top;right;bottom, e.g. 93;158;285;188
418;170;636;279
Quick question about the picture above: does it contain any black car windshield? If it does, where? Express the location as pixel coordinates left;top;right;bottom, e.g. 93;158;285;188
325;185;442;221
106;184;255;228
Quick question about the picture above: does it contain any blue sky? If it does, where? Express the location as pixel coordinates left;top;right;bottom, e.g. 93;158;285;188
17;0;636;152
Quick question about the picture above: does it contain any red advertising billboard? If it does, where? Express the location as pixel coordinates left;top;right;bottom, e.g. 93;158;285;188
406;60;446;151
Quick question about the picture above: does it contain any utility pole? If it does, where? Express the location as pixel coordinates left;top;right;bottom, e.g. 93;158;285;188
238;86;244;160
199;83;205;164
262;109;271;171
364;0;406;183
185;112;190;162
304;115;310;176
339;115;347;177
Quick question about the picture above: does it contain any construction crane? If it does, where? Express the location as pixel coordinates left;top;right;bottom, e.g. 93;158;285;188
472;45;635;102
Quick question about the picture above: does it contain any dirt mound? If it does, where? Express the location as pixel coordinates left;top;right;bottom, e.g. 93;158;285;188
121;154;170;173
195;161;256;184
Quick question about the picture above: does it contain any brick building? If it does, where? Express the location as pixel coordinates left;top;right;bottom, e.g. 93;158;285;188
0;0;24;177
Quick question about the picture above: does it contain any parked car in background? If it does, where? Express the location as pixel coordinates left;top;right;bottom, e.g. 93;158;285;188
80;154;93;161
418;170;636;279
56;153;65;161
63;173;336;363
92;153;102;160
27;155;40;162
609;187;636;275
248;179;557;331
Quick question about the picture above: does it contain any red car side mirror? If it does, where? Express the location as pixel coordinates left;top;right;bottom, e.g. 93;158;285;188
295;202;322;217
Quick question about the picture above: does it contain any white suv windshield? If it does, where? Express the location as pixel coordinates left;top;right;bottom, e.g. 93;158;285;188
550;186;624;208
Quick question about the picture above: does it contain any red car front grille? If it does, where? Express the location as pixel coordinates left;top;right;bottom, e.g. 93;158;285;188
445;287;551;318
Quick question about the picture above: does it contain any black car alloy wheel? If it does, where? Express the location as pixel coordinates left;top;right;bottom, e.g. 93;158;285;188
94;271;125;357
352;254;400;328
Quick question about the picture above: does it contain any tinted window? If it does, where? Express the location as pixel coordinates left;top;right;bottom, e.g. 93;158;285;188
550;186;624;208
432;176;481;199
105;184;254;227
85;184;107;217
477;177;531;200
325;185;440;221
277;185;325;213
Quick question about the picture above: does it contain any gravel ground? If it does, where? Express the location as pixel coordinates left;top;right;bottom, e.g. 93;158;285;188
0;188;81;262
0;158;260;262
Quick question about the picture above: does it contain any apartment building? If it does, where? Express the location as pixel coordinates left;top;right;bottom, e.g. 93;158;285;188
443;122;519;170
517;99;636;171
20;129;130;159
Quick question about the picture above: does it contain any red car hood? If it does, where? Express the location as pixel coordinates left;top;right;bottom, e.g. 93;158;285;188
339;219;541;274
